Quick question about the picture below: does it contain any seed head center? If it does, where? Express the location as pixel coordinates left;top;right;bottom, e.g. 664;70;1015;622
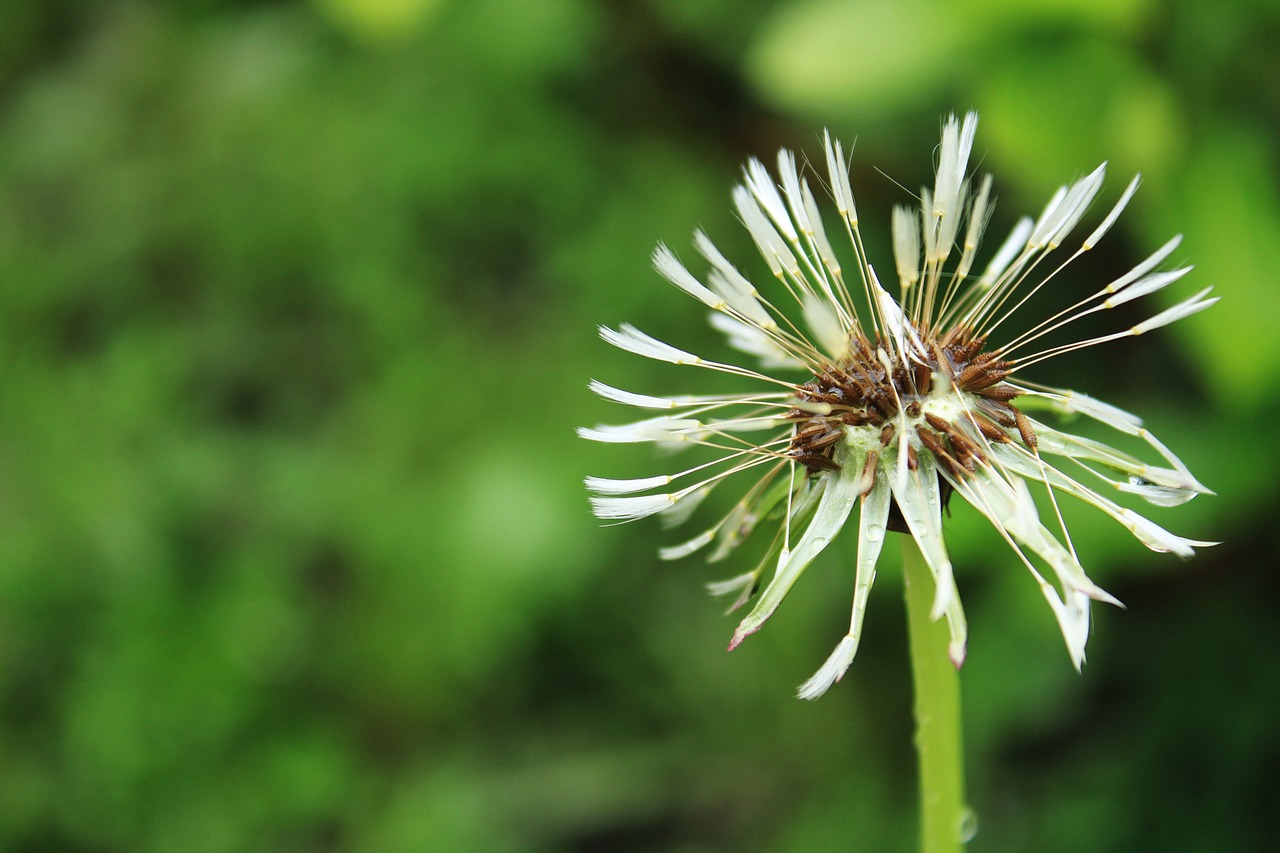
786;327;1030;478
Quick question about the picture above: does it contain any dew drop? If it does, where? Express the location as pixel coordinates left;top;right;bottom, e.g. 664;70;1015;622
865;523;884;542
958;807;979;843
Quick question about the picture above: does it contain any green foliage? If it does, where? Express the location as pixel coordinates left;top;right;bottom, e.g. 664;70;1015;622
0;1;1274;850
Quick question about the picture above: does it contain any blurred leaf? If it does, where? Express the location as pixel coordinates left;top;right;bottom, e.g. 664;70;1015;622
976;39;1185;192
747;0;984;116
747;0;1156;120
970;0;1154;28
1143;127;1280;410
313;0;447;43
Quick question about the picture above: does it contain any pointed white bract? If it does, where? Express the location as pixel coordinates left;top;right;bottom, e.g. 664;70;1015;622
653;243;722;309
600;324;700;365
585;474;672;495
893;205;922;290
729;450;864;650
796;635;859;700
584;114;1213;697
746;156;798;242
955;174;994;281
1104;266;1193;308
577;416;703;445
1132;287;1218;335
1105;234;1182;293
659;530;715;561
802;293;848;360
932;112;978;259
705;570;757;599
1084;173;1140;250
588;493;676;522
1030;162;1106;250
694;230;775;327
734;186;794;278
823;130;857;221
588;380;679;409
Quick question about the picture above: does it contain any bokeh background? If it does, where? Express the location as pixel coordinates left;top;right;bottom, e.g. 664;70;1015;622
0;0;1276;850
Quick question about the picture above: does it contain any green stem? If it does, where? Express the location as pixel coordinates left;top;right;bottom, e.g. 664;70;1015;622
902;537;969;853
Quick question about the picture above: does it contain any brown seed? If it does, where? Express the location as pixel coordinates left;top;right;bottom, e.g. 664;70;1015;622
976;398;1017;426
969;412;1012;443
930;341;953;376
880;422;896;446
948;437;983;471
868;388;898;418
916;425;948;457
793;451;841;472
944;424;982;458
1013;407;1038;451
946;330;986;362
793;421;829;442
912;361;933;393
806;428;845;452
957;360;1013;391
976;383;1023;401
916;425;968;479
953;362;986;389
859;450;879;496
924;412;950;433
921;422;967;473
939;454;967;479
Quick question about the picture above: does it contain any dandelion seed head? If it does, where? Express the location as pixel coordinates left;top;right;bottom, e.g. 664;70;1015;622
583;113;1215;697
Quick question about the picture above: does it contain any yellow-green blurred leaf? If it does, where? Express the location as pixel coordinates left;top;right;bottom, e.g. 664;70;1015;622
747;0;982;116
1147;128;1280;410
313;0;446;43
977;40;1184;193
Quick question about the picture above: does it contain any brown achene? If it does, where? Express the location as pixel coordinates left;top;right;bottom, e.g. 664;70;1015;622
786;326;1030;483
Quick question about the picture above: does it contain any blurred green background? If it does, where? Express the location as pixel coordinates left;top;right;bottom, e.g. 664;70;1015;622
0;0;1276;850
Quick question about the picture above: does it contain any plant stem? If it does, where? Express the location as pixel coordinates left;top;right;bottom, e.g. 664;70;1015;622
902;537;968;852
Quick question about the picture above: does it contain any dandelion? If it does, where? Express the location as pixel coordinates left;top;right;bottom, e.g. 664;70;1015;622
582;113;1214;702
